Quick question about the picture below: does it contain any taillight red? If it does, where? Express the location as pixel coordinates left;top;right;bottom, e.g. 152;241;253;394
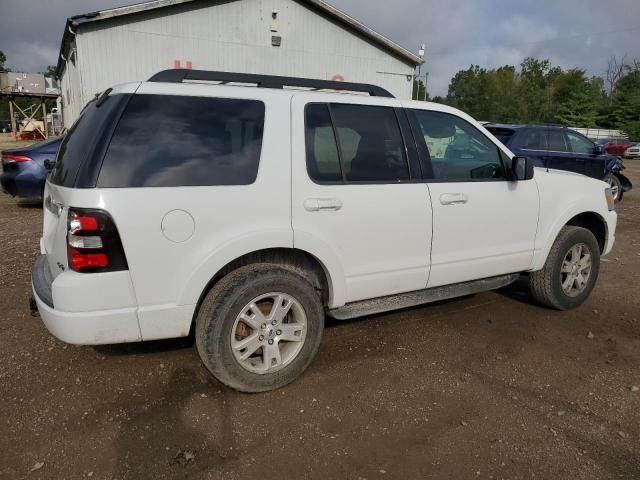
68;249;109;270
2;154;32;163
67;208;128;273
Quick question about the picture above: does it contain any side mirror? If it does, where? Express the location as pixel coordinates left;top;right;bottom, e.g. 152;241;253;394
593;144;605;155
43;159;56;172
512;156;534;181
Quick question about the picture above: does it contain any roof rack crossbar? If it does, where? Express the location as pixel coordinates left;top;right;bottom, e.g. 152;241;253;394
147;69;395;98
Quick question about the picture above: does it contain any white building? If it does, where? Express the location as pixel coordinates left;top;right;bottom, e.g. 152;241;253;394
56;0;422;126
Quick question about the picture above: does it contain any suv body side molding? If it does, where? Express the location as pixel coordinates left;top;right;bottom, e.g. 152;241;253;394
329;274;519;320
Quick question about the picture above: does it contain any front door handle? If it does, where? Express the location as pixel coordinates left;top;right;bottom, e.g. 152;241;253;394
439;193;468;205
304;198;343;212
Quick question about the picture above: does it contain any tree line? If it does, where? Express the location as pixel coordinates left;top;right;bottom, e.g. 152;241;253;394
414;56;640;140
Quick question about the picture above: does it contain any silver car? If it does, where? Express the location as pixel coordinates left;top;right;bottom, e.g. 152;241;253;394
624;143;640;159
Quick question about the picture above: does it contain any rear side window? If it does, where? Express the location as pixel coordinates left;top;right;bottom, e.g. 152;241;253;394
98;95;265;187
520;129;548;150
304;103;409;183
304;104;342;182
486;127;515;145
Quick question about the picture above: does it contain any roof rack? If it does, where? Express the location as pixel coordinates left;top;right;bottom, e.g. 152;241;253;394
147;69;395;98
527;122;566;128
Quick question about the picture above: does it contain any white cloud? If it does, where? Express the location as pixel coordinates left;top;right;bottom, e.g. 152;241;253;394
500;14;558;47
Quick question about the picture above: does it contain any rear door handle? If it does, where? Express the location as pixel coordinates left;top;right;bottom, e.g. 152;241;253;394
304;198;343;212
439;193;468;205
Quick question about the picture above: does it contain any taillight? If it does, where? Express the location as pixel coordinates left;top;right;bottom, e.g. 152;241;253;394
2;153;32;163
67;208;128;273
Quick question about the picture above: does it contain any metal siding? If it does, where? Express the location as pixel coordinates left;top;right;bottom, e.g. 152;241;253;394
60;44;85;127
62;0;415;125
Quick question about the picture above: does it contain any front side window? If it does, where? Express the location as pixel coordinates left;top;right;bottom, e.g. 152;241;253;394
547;129;568;152
98;95;265;187
409;110;505;181
304;103;409;183
520;129;548;150
566;131;594;154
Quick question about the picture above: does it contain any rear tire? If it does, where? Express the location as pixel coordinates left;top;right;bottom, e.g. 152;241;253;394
529;226;600;310
196;264;324;392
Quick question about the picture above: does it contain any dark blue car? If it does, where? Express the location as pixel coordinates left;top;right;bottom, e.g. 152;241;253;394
485;124;632;201
1;136;63;200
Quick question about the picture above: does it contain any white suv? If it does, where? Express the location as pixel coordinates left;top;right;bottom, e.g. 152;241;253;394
32;70;617;392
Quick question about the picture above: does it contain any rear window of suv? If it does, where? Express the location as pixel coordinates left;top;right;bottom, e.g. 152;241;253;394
50;94;132;188
97;94;265;188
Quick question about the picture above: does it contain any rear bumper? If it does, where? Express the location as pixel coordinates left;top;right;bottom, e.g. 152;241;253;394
31;254;142;345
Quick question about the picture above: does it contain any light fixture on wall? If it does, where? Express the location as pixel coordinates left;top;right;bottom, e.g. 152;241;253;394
271;8;281;45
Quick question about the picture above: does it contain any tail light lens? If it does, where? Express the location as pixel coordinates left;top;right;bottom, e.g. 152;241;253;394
67;208;128;273
2;153;32;164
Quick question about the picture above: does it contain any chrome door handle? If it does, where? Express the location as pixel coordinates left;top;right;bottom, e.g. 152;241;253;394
439;193;468;205
304;198;343;212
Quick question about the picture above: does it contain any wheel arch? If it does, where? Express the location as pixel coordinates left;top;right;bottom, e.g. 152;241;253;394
565;212;607;253
184;247;339;332
531;209;608;271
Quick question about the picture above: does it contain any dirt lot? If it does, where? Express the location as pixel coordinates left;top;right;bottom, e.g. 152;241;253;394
1;159;639;480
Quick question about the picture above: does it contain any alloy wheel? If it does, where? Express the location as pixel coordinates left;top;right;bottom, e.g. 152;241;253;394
231;292;307;374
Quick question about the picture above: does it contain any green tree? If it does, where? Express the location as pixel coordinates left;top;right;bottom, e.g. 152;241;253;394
609;69;640;140
484;65;518;122
0;50;6;71
446;65;490;119
549;71;603;126
517;57;552;122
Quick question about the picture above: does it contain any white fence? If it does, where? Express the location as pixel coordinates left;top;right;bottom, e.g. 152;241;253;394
570;127;628;141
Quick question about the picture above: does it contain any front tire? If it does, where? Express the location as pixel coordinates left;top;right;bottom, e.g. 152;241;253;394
529;226;600;310
196;264;324;392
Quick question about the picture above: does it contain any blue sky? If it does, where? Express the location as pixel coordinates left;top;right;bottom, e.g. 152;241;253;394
1;0;638;95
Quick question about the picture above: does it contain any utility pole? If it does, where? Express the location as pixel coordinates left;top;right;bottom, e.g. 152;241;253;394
416;44;428;101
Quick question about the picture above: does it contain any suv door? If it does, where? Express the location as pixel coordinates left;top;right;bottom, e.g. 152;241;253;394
406;107;539;288
545;128;585;174
291;94;432;306
565;129;604;179
516;127;548;168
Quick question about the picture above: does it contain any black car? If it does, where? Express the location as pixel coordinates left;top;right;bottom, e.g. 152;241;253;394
485;124;632;201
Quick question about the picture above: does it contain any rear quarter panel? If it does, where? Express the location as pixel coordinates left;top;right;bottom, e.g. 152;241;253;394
103;84;292;338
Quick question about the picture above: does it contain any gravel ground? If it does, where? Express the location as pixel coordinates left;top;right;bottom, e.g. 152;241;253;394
1;161;639;480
